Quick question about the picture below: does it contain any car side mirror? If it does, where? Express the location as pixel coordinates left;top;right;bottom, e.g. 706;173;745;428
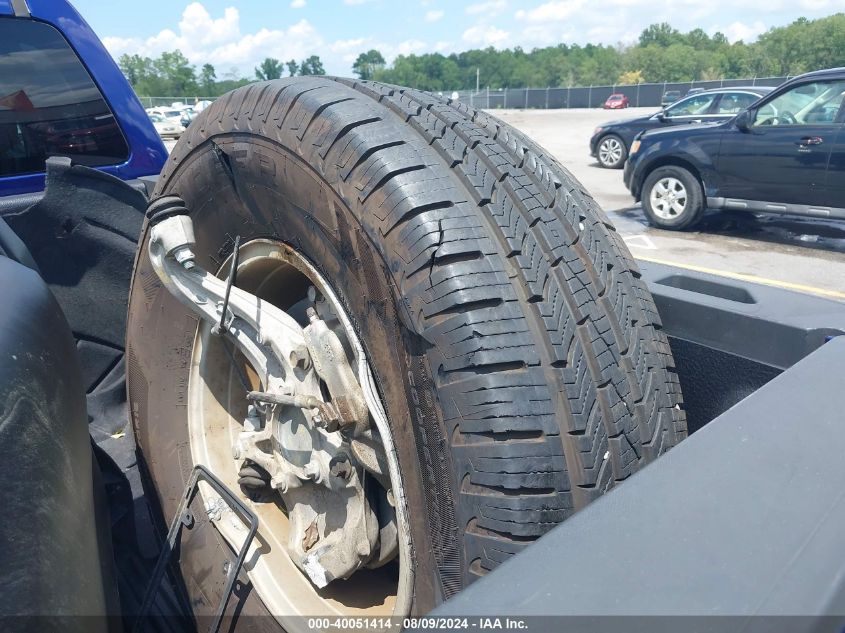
735;109;751;132
658;110;669;122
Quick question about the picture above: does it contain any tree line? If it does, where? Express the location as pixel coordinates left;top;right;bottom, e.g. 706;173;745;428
119;14;844;97
371;15;845;91
118;52;326;97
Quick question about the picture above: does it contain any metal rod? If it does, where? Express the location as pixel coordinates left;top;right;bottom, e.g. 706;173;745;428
132;465;259;633
247;390;324;410
212;235;241;336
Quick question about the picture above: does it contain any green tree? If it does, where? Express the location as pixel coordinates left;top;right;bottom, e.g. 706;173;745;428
255;57;283;81
618;70;644;84
352;49;386;80
299;55;325;76
153;50;198;95
212;77;252;95
200;63;216;94
639;23;682;48
119;54;149;86
118;54;167;96
116;14;845;99
758;15;845;76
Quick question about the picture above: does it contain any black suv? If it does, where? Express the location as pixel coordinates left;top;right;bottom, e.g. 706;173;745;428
624;68;845;230
590;87;773;168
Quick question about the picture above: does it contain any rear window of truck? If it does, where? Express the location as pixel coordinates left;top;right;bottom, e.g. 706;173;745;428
0;18;129;178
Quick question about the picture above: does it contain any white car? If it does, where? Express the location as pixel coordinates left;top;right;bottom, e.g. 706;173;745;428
148;107;185;125
150;113;181;138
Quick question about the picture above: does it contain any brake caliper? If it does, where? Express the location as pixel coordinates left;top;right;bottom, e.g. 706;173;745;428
147;207;392;588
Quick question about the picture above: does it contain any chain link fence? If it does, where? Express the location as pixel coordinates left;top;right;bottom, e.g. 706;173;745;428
454;76;790;109
141;76;790;111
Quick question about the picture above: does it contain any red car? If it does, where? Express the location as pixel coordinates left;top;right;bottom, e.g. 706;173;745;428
604;93;629;109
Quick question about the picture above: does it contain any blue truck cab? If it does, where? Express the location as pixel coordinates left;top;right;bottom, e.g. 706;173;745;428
0;5;167;623
0;0;166;198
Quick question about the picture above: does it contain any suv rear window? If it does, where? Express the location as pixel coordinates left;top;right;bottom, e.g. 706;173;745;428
0;18;129;178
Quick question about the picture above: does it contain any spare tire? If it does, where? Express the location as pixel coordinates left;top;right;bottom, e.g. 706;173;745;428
127;77;686;622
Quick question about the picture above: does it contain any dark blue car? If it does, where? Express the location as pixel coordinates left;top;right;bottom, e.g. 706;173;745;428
590;87;773;169
624;68;845;230
0;0;166;199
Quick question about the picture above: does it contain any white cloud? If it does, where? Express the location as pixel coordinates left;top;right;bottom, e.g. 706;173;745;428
463;0;510;49
178;3;239;47
330;37;369;52
290;0;306;7
343;0;376;4
515;0;587;22
203;20;322;67
392;39;428;56
462;24;510;46
799;0;835;8
102;4;324;77
715;0;833;8
330;37;369;63
324;36;429;64
519;25;577;48
720;20;768;43
466;0;508;15
425;9;445;22
600;0;693;6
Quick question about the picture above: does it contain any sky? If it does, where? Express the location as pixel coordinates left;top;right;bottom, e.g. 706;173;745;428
71;0;845;78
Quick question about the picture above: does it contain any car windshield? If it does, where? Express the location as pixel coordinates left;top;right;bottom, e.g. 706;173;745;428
149;114;163;122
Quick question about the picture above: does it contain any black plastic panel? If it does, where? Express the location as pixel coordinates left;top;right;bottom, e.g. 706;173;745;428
428;265;845;627
431;337;845;628
642;262;845;431
641;261;845;370
0;256;116;628
2;157;147;440
668;336;781;433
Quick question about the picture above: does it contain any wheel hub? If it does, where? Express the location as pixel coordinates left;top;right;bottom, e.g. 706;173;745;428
599;138;622;165
148;214;399;589
650;177;688;220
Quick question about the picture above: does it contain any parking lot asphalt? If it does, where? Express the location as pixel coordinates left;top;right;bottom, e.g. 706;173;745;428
493;107;845;301
165;106;844;300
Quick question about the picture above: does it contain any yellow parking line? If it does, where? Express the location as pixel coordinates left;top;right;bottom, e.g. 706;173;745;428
634;254;845;301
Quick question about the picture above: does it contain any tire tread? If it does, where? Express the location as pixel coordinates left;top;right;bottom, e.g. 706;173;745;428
169;77;687;581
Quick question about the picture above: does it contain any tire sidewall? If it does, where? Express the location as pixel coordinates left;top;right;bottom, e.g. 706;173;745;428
128;135;452;619
641;166;704;229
